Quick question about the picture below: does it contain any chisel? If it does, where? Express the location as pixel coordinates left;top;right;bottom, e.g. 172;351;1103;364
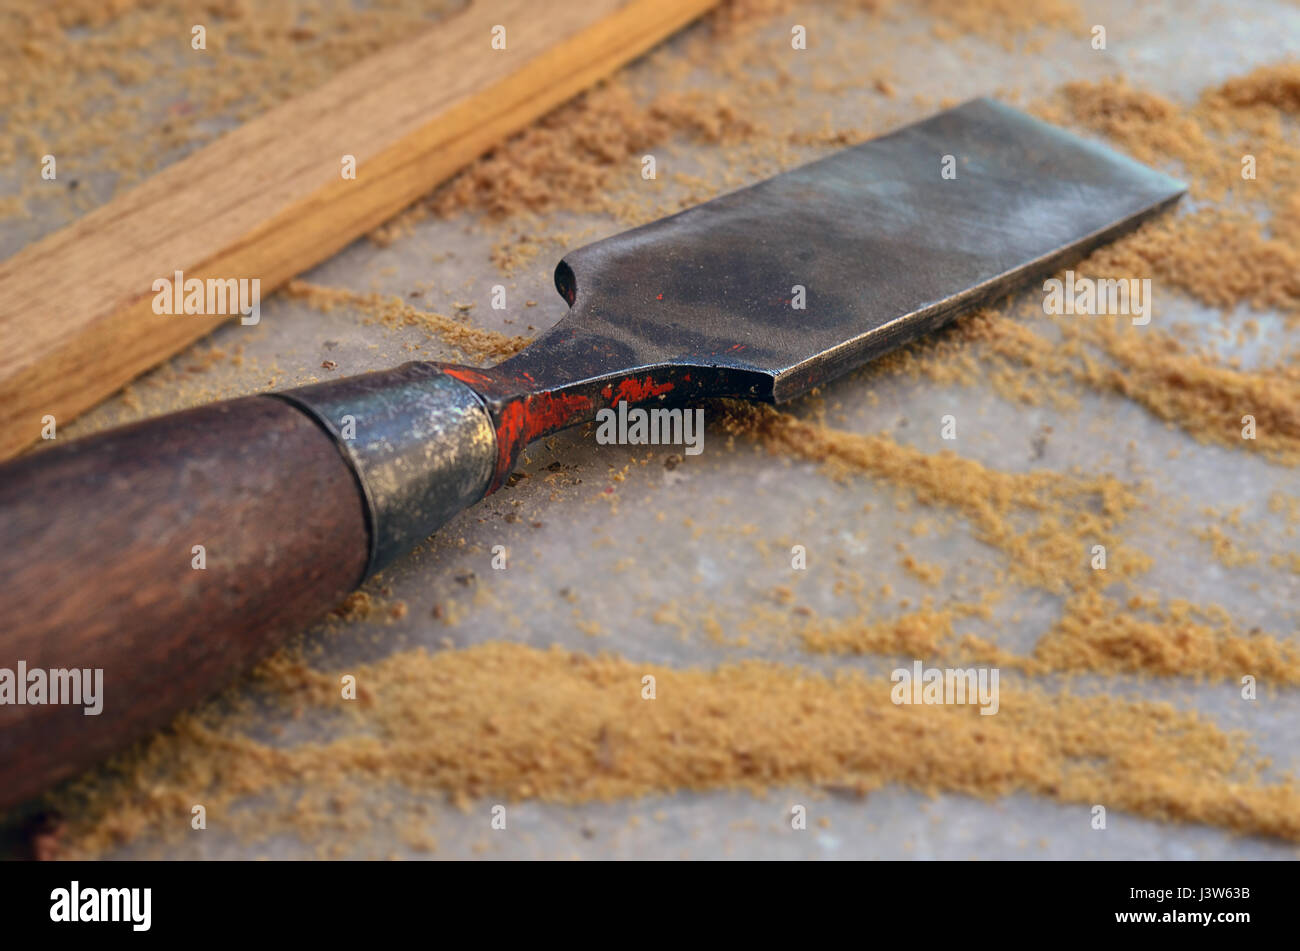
0;98;1185;810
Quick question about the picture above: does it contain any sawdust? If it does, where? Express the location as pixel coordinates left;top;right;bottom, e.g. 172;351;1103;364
0;0;463;235
283;280;530;364
1077;321;1300;464
919;0;1080;49
368;82;764;248
798;606;966;656
720;401;1144;594
1024;589;1300;685
723;403;1300;684
868;292;1300;467
331;591;377;624
371;0;1088;248
920;306;1300;465
791;584;1300;688
48;642;1300;857
708;0;1080;46
1195;524;1261;569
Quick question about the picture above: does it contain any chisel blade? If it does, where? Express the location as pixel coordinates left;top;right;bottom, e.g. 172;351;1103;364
505;97;1185;403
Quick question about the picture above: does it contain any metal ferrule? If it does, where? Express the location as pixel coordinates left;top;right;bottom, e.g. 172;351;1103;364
275;362;496;576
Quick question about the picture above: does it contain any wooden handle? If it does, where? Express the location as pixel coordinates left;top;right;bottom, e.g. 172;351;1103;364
0;396;369;810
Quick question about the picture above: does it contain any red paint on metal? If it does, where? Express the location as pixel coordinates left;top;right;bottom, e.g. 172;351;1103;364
601;375;673;405
444;365;679;493
488;390;591;491
610;376;674;403
442;366;497;390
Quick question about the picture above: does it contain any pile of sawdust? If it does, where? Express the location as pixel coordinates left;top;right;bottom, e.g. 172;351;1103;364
50;642;1300;857
368;83;764;247
1024;588;1300;684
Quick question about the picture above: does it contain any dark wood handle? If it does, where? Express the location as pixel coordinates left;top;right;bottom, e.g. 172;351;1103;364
0;396;369;811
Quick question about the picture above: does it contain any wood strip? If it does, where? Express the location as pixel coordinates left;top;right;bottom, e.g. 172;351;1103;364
0;0;717;460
